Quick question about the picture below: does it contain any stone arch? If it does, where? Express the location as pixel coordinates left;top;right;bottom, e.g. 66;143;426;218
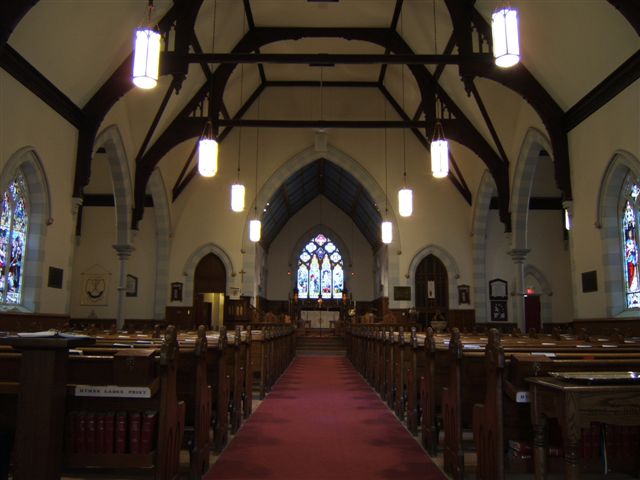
407;244;460;308
471;170;496;323
288;224;353;295
511;128;554;250
0;147;52;312
524;264;553;326
597;150;640;316
93;125;133;246
147;169;172;320
242;143;400;297
183;243;235;304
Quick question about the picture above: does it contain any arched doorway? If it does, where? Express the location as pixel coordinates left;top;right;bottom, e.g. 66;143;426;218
415;254;448;327
193;253;226;329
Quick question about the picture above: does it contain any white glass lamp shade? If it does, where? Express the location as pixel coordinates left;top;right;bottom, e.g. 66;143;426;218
430;138;449;178
564;208;571;231
381;220;393;244
398;188;413;217
198;137;218;177
133;28;161;89
492;7;520;68
231;183;246;212
249;219;261;242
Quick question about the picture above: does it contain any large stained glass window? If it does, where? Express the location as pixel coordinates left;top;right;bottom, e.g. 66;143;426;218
0;174;29;305
296;233;344;299
622;175;640;309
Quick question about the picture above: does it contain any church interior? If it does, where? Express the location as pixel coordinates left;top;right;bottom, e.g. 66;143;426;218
0;0;639;478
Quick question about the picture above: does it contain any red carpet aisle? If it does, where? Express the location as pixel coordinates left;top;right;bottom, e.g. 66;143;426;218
205;356;446;480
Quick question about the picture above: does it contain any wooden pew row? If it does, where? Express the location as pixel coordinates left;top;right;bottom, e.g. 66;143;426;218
438;329;640;480
473;335;640;480
0;327;185;480
73;325;239;454
250;325;296;400
348;323;640;478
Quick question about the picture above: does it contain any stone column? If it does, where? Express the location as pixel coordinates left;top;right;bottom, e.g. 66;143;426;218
509;248;529;330
113;243;135;330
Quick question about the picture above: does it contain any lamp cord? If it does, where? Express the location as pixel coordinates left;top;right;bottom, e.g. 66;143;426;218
384;96;388;216
255;96;260;217
237;14;245;182
401;10;407;185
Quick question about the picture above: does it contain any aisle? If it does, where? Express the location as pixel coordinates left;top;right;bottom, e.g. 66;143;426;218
205;356;446;480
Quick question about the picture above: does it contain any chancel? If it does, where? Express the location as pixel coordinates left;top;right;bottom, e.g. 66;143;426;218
0;1;640;479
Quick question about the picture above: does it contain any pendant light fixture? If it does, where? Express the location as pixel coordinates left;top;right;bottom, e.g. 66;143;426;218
492;5;520;68
132;0;161;89
231;26;246;212
249;96;261;243
198;0;219;178
430;0;449;179
381;99;393;245
198;121;218;177
397;11;413;218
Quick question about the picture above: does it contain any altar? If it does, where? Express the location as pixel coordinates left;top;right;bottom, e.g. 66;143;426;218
300;309;340;329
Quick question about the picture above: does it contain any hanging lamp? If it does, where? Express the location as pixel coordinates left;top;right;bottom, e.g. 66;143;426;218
231;45;246;212
382;100;392;245
430;121;449;178
197;1;219;177
132;1;161;89
250;97;262;243
397;15;413;218
430;0;449;179
198;121;218;177
491;6;520;68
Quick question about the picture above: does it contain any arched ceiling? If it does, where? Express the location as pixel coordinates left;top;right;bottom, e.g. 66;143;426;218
1;0;638;242
262;158;382;250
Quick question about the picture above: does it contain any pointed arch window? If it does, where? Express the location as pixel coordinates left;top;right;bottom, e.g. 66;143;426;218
621;174;640;309
0;173;29;305
296;233;344;299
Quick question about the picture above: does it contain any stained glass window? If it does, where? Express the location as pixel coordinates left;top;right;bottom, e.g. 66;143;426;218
622;174;640;309
0;174;29;305
296;234;344;299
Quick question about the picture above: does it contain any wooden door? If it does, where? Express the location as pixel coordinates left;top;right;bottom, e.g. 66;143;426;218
524;295;541;332
193;253;226;327
415;254;448;326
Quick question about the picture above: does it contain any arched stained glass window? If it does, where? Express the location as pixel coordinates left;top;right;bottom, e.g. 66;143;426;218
621;174;640;309
0;173;29;305
297;233;344;299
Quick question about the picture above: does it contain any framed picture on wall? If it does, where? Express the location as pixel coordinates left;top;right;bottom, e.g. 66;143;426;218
171;282;183;302
126;274;138;297
490;300;508;321
458;284;470;304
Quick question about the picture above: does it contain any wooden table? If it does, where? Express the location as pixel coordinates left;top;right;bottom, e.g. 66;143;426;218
527;375;640;480
0;335;95;480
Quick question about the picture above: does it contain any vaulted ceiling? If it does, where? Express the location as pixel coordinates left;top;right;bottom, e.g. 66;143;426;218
1;1;638;247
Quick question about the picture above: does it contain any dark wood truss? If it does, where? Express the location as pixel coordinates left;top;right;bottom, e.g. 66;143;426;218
2;0;639;240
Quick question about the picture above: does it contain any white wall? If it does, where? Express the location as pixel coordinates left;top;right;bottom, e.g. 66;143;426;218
0;71;78;314
568;81;640;318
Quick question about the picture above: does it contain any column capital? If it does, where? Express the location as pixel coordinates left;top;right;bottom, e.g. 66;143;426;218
112;243;135;259
508;248;530;263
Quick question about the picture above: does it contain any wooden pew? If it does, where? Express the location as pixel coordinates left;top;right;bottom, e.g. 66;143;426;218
64;325;216;477
0;327;185;479
472;331;640;479
62;326;185;480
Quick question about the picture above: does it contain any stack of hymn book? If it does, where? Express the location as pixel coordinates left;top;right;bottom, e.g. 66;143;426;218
66;410;158;455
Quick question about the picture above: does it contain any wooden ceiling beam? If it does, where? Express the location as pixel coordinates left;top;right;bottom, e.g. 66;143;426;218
0;0;39;48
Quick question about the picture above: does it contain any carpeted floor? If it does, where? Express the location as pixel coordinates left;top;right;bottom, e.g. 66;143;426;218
205;356;447;480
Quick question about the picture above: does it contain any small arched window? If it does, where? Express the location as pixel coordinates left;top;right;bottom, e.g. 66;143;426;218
296;233;344;299
0;173;29;305
621;173;640;309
